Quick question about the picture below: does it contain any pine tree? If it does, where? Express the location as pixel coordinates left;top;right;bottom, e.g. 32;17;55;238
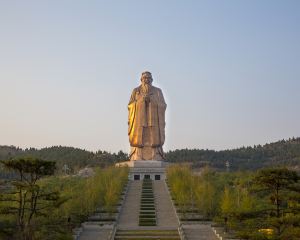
0;157;64;240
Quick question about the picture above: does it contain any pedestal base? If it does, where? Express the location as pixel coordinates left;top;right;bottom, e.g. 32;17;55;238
116;160;168;181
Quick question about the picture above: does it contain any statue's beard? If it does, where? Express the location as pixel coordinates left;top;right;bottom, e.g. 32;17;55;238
141;83;151;94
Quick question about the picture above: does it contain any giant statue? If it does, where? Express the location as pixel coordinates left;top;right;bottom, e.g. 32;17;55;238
128;72;167;161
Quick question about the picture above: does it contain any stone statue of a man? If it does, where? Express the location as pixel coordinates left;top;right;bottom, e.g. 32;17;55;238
128;72;167;161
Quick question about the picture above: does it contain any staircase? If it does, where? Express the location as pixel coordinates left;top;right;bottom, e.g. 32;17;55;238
116;179;180;240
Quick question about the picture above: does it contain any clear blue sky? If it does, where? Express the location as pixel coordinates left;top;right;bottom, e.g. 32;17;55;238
0;1;299;152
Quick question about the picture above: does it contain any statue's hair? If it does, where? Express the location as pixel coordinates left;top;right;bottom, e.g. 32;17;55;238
140;71;153;82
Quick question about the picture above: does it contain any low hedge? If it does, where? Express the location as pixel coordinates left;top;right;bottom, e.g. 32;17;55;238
139;216;155;219
139;179;156;226
141;199;154;202
139;221;156;226
139;213;156;216
141;208;155;211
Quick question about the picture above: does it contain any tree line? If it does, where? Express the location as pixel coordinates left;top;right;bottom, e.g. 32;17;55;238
0;146;129;177
166;137;300;170
1;137;299;176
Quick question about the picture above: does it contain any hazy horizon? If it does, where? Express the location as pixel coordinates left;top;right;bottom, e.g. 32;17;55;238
1;1;299;152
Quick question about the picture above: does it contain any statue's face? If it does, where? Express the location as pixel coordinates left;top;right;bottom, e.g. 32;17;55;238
141;74;153;85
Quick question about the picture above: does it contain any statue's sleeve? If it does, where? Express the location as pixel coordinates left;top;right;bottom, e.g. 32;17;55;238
158;89;167;107
128;88;145;147
128;89;136;136
128;89;136;105
157;88;166;145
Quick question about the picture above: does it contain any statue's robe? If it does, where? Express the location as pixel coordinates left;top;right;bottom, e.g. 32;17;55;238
128;85;166;160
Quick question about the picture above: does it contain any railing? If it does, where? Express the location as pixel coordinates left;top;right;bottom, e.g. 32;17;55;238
211;226;222;240
164;180;185;240
108;222;117;240
72;227;82;240
178;224;186;240
117;181;129;223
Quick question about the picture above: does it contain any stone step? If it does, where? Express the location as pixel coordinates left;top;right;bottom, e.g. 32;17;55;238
182;224;219;240
116;230;179;235
115;229;180;240
78;225;111;240
115;235;180;239
115;237;180;240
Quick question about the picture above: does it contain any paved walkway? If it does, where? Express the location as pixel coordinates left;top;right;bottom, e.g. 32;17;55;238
153;180;179;228
182;224;219;240
117;180;142;229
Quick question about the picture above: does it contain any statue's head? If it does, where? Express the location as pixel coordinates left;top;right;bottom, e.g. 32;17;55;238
140;71;153;85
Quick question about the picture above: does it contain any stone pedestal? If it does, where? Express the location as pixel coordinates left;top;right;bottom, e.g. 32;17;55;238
116;160;168;181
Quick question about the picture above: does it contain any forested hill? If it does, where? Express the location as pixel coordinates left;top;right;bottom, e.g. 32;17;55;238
1;137;300;173
0;146;129;174
166;137;300;170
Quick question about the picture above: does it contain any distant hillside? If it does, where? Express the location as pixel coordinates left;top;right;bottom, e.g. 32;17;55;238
1;137;300;175
0;145;128;176
166;137;300;171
